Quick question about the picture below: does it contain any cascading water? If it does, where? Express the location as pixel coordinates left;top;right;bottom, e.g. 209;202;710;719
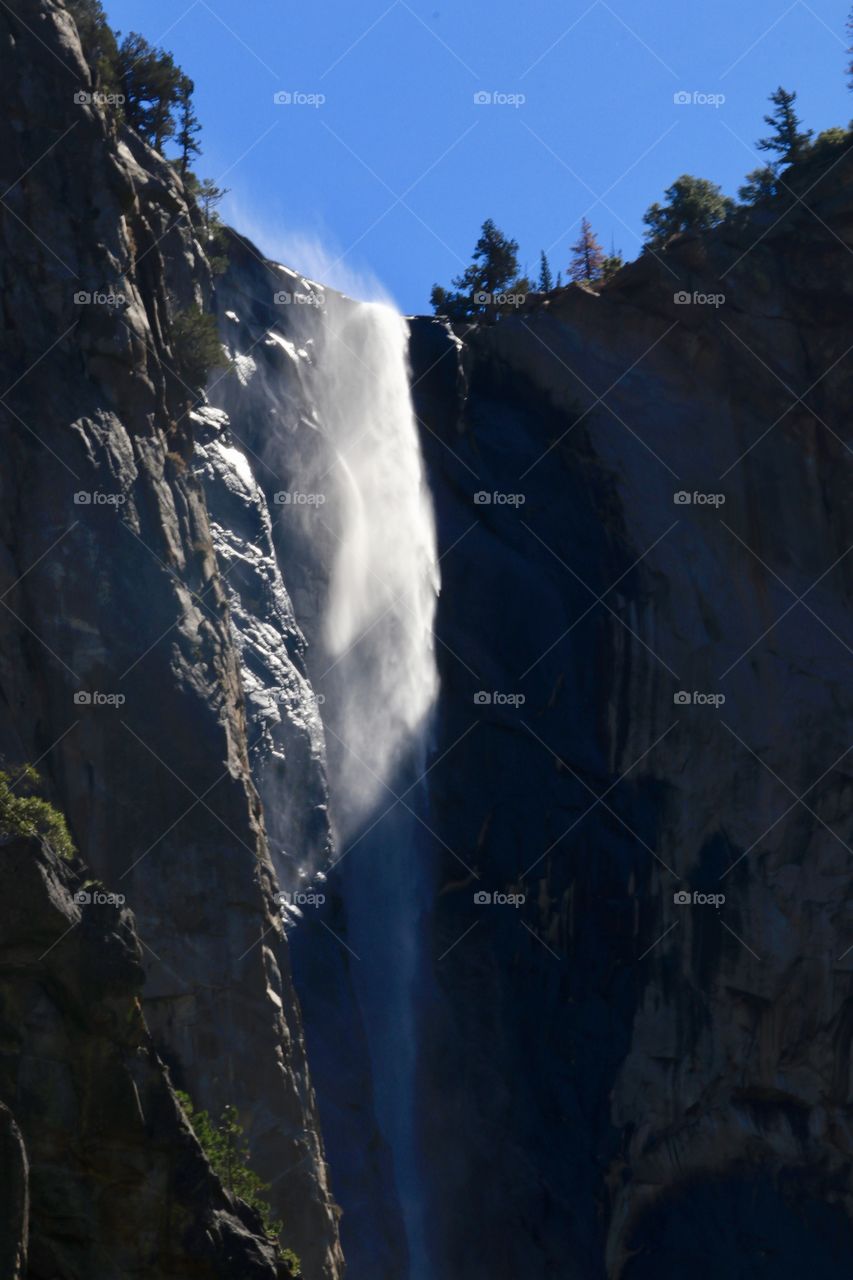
313;297;440;838
276;288;441;1279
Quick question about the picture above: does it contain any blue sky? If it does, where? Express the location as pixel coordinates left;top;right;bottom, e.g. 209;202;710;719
101;0;852;311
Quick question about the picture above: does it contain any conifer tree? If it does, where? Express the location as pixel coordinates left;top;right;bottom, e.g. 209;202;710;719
117;32;183;150
643;176;733;248
538;250;553;293
757;87;813;165
568;218;605;284
175;75;202;177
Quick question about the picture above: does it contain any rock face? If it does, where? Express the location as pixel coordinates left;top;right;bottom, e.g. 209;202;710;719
0;3;341;1276
0;833;294;1279
408;149;853;1278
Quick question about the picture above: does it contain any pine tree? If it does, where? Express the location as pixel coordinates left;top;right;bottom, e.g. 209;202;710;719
117;32;183;150
757;87;813;166
568;218;605;284
538;250;553;293
430;219;520;319
451;219;520;305
643;176;734;248
194;177;229;235
175;75;201;178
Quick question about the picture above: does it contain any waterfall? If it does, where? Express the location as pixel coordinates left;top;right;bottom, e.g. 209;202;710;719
314;298;440;839
281;289;441;1278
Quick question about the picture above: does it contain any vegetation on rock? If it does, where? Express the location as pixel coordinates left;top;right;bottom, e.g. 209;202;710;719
0;765;75;860
175;1090;302;1275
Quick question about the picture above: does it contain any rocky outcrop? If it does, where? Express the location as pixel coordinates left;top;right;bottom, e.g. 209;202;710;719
0;3;341;1276
409;147;853;1278
0;832;297;1278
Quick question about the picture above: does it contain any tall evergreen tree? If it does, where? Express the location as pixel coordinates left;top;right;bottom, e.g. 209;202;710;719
538;250;554;293
568;218;605;283
756;87;813;165
451;219;520;302
429;219;520;319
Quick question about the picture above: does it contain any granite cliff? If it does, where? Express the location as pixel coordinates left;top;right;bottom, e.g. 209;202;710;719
2;1;853;1278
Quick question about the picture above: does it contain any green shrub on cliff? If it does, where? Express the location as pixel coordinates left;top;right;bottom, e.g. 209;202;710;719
170;305;229;392
0;766;75;860
175;1090;301;1274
